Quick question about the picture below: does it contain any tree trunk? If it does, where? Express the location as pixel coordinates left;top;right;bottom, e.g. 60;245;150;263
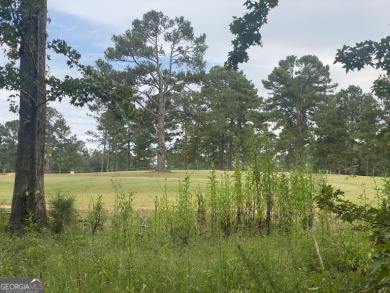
218;134;225;170
127;140;131;171
9;0;48;233
228;140;233;170
183;132;188;170
101;140;106;172
349;141;355;175
156;93;166;172
156;115;166;171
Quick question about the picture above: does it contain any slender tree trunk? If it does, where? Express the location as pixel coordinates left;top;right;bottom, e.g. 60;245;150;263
106;141;110;172
228;140;233;170
349;141;355;175
127;140;131;171
156;93;166;172
183;132;188;170
9;0;48;233
218;134;225;170
101;140;106;172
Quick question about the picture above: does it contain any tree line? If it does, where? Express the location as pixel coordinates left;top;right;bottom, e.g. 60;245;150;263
1;58;388;176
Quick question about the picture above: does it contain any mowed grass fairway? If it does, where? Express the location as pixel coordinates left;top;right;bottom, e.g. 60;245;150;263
0;171;213;211
0;170;384;211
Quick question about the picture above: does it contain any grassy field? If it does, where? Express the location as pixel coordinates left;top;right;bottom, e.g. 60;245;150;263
0;170;384;212
0;170;213;212
0;170;386;292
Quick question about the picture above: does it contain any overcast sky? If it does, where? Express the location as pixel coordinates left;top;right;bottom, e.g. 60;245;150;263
1;0;389;147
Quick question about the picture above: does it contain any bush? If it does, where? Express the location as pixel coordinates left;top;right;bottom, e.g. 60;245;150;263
49;192;77;234
317;181;390;291
0;206;8;232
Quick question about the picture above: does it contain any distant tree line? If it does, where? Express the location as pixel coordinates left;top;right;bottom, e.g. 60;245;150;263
81;56;390;176
2;55;388;175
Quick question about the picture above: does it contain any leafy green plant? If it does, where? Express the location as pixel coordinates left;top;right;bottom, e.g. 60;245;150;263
196;187;206;230
172;174;196;244
153;178;171;235
207;167;219;234
111;190;134;245
87;195;107;235
48;192;77;234
0;205;8;232
317;182;390;291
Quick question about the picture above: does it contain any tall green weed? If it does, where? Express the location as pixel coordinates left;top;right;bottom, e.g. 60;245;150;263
87;195;107;235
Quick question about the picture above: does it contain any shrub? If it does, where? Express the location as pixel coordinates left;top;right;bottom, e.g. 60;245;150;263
0;206;8;232
317;181;390;291
49;192;77;234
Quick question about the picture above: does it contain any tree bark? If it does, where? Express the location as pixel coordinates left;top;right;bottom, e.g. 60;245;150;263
155;63;167;172
218;134;225;170
156;98;166;172
127;140;131;171
8;0;48;233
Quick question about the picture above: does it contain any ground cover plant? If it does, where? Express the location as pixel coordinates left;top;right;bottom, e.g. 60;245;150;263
0;164;388;291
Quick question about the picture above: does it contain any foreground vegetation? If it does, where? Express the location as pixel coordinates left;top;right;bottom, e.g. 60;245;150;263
0;218;373;292
1;162;389;292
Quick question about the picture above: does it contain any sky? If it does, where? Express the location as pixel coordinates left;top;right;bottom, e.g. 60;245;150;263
0;0;389;148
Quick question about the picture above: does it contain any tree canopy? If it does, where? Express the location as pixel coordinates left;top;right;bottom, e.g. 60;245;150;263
335;36;390;104
105;10;207;171
262;55;336;166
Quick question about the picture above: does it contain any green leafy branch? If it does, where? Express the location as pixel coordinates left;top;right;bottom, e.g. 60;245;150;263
317;183;390;291
226;0;279;70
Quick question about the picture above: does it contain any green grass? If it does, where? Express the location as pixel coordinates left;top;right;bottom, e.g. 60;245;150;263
0;171;213;211
0;169;384;292
324;174;383;203
0;171;384;212
0;226;371;292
